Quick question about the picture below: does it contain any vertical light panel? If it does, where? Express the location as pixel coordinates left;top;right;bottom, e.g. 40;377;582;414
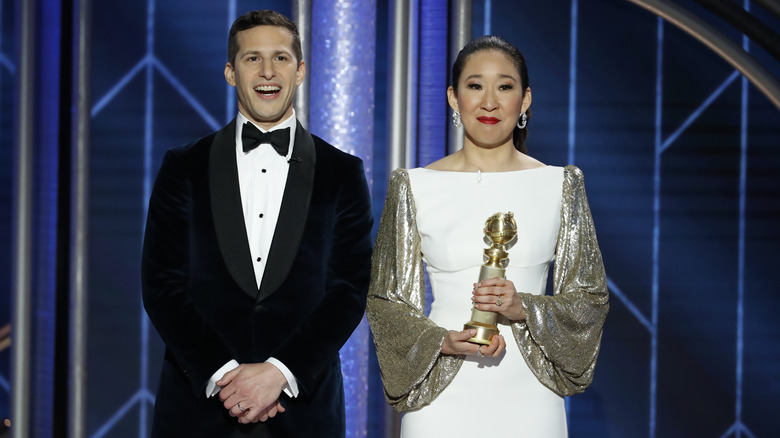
568;0;578;165
387;0;410;171
70;0;92;436
293;0;312;129
225;0;237;124
11;0;34;436
416;0;447;167
404;0;418;168
33;1;62;436
447;0;471;154
310;2;376;436
483;0;491;35
651;17;663;438
0;0;10;414
735;4;750;435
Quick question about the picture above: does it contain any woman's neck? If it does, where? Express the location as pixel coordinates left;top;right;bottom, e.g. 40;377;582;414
425;141;544;172
456;143;522;172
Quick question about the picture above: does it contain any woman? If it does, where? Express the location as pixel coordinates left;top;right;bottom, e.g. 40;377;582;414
367;35;609;437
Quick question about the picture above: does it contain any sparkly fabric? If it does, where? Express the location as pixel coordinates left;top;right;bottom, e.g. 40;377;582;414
311;0;377;187
513;165;609;397
366;169;462;412
366;166;608;412
310;3;377;436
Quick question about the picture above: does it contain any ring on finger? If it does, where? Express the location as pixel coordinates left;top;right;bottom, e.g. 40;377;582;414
237;401;248;412
496;295;502;306
477;345;485;357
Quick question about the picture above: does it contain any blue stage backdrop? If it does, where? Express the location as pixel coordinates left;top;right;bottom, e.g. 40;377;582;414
1;0;778;437
0;0;15;426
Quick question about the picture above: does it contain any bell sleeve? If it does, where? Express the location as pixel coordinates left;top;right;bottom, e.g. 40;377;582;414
511;165;610;397
366;169;463;412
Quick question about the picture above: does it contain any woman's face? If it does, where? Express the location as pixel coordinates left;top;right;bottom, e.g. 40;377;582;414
448;49;531;149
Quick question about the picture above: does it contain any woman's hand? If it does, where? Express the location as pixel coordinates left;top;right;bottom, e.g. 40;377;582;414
441;329;506;358
472;277;527;321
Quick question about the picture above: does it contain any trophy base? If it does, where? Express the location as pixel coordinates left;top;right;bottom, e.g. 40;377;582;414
463;321;499;345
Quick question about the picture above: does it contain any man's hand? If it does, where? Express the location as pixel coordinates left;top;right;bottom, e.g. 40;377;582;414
217;363;288;424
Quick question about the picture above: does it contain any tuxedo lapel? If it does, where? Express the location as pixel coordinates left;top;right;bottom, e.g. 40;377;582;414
257;121;316;302
209;119;258;298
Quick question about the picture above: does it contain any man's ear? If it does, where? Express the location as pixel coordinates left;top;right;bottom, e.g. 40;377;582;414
296;61;306;86
224;63;236;87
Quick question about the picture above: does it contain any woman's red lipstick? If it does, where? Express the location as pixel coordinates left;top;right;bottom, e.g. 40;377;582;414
477;116;500;124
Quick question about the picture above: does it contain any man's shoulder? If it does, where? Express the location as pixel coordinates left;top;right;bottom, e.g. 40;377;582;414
309;133;363;167
170;130;220;157
164;120;235;165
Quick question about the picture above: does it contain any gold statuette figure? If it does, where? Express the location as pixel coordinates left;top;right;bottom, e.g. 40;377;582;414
464;212;518;345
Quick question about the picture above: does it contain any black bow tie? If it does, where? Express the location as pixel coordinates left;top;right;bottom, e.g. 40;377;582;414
241;123;290;156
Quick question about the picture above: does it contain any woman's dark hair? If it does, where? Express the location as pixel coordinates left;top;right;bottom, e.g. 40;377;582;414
451;35;531;153
228;10;303;66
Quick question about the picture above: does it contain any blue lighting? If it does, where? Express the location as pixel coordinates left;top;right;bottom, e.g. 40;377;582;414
225;0;237;124
483;0;491;35
607;277;652;332
650;16;663;438
11;1;776;436
732;3;750;435
310;2;377;436
416;0;448;166
153;59;221;131
91;57;149;117
0;54;14;73
660;71;739;153
140;1;156;436
90;389;154;438
568;0;578;164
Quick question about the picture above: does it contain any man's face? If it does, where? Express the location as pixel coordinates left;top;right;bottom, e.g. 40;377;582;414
224;25;305;130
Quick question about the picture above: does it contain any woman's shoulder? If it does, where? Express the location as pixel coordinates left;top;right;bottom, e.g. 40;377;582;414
387;168;411;188
562;164;585;183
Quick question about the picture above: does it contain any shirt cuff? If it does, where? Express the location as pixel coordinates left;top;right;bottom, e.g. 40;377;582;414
266;357;299;398
205;359;239;398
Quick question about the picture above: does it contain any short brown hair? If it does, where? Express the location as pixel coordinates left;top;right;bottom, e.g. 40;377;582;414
227;10;303;66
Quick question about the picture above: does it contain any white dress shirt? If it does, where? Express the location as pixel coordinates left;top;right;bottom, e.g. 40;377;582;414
205;111;300;400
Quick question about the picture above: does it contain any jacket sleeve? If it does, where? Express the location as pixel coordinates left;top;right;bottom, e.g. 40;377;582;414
269;155;375;395
366;169;463;412
141;148;234;397
511;165;609;397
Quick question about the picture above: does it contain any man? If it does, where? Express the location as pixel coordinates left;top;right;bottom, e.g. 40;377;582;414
141;9;373;437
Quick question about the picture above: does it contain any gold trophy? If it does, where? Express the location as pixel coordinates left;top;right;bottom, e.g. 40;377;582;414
464;212;518;345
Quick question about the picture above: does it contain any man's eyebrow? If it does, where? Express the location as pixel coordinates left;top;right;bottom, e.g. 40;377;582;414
240;48;294;57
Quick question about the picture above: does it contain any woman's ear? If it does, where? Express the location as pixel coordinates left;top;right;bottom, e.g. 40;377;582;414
447;86;459;112
521;87;532;113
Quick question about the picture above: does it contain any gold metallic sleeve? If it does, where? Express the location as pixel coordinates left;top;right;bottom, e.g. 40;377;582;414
369;165;609;410
512;165;610;397
366;169;463;412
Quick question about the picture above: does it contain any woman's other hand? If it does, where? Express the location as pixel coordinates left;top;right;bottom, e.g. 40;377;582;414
441;329;506;358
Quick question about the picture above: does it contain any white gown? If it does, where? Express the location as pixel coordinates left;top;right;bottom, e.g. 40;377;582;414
400;166;568;437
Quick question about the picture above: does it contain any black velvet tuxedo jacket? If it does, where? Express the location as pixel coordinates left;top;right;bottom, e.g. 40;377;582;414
141;119;373;437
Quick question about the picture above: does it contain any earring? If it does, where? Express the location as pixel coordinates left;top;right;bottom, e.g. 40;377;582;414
517;111;528;129
452;111;462;128
517;112;527;129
